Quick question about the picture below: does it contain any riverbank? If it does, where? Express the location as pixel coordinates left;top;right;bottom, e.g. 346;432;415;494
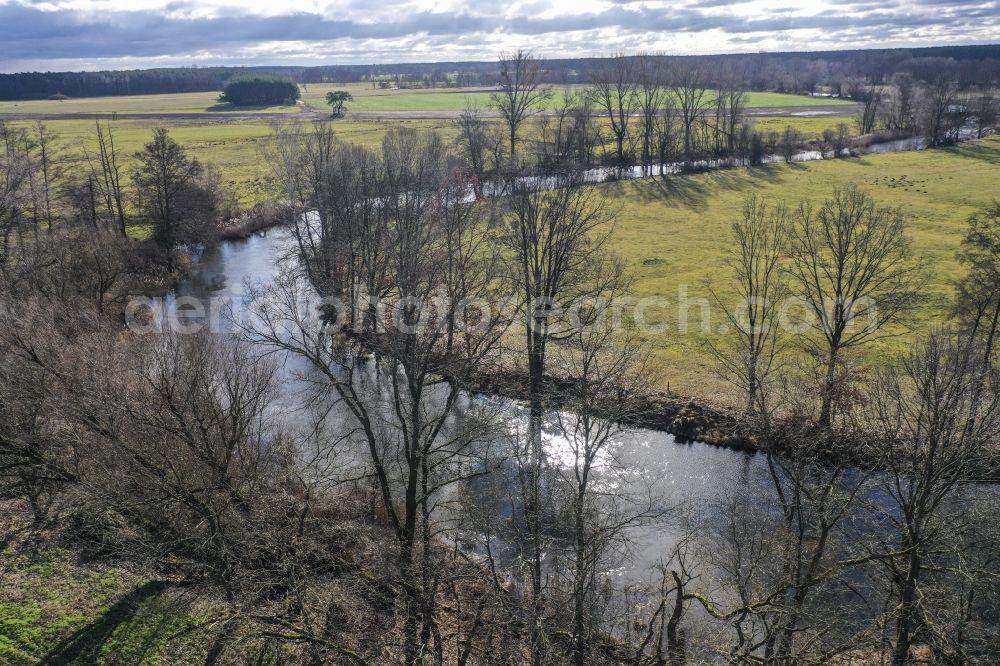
468;367;889;470
218;201;295;241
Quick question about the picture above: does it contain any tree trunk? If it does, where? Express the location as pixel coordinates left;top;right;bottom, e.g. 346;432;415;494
818;347;839;429
527;324;545;666
746;352;759;417
967;296;1000;437
572;486;587;666
666;571;686;665
893;547;922;665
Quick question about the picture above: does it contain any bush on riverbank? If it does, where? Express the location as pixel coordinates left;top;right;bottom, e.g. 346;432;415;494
218;200;294;240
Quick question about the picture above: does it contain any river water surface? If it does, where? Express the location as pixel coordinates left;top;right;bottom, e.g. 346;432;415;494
162;227;777;581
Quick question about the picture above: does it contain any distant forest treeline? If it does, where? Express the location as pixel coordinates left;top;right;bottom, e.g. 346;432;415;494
0;66;299;101
2;44;998;100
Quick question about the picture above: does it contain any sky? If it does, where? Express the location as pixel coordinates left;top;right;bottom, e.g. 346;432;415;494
1;0;998;72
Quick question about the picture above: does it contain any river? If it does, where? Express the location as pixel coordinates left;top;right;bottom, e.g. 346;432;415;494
512;132;940;189
160;227;775;581
152;218;998;658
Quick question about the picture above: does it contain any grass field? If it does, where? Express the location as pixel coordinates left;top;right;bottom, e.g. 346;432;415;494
0;91;303;115
301;84;855;113
0;86;853;117
601;137;1000;402
11;118;288;204
0;510;217;665
7;117;460;204
750;115;854;138
9;112;849;204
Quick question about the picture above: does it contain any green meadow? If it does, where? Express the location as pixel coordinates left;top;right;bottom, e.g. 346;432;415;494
6;112;845;205
0;91;302;115
6;117;461;204
0;85;854;117
0;538;217;664
601;137;1000;401
300;84;854;113
748;114;854;138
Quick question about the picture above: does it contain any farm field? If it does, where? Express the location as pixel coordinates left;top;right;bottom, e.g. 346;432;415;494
600;137;1000;401
0;85;855;117
300;84;856;113
0;91;303;115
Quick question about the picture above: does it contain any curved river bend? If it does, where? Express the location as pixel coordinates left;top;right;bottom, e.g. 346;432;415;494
146;150;998;652
160;227;776;578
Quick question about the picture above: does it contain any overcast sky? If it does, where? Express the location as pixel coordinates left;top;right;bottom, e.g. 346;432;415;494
2;0;998;73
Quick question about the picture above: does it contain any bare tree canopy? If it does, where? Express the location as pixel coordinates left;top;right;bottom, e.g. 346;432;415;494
787;185;922;427
490;50;551;162
708;193;789;420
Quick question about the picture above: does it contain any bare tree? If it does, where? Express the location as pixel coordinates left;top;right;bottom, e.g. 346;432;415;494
496;169;622;665
32;122;58;235
497;170;621;420
959;213;1000;323
591;53;637;165
0;307;308;589
670;61;713;157
823;122;851;157
261;120;309;216
491;50;551;162
536;90;599;171
972;91;998;139
886;72;917;132
787;186;921;429
856;87;883;135
918;74;962;146
631;539;698;666
779;125;801;163
721;75;748;155
708;194;789;420
90;121;129;236
0;126;31;268
653;97;680;174
956;202;1000;356
455;102;502;192
634;54;668;172
696;438;867;664
243;128;510;664
863;331;1000;665
953;202;1000;438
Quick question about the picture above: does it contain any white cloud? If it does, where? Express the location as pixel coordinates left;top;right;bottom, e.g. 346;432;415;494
1;0;997;71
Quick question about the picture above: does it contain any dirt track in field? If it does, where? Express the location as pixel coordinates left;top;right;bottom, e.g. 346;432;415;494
0;111;309;121
346;104;857;119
